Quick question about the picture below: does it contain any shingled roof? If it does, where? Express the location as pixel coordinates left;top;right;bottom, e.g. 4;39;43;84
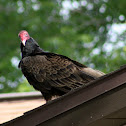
2;66;126;126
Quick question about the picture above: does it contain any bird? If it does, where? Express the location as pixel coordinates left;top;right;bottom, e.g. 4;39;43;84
18;30;105;102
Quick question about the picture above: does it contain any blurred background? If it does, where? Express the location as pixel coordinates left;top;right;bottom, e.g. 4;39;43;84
0;0;126;93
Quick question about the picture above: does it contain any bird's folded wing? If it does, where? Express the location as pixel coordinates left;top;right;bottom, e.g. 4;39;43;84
22;55;97;89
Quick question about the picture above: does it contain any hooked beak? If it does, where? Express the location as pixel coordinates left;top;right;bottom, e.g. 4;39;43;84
22;40;26;46
18;34;26;46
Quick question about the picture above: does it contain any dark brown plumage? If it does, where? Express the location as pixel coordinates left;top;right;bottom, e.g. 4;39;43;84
18;30;105;102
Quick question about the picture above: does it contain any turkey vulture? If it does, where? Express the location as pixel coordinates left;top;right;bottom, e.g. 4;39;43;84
18;30;105;102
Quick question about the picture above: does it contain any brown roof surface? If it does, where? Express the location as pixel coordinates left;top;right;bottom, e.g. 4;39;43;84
0;92;45;124
2;66;126;126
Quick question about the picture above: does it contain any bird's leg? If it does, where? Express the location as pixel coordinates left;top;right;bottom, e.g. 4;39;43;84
41;92;52;103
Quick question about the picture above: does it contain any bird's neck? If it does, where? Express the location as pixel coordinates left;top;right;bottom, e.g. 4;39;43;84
20;38;43;58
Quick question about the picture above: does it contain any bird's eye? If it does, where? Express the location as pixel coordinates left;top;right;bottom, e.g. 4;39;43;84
25;34;28;37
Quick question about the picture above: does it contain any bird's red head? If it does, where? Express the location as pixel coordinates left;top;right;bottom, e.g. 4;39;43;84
18;30;30;46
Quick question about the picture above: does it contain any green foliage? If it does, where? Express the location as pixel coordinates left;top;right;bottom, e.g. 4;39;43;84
17;80;35;92
0;0;126;93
